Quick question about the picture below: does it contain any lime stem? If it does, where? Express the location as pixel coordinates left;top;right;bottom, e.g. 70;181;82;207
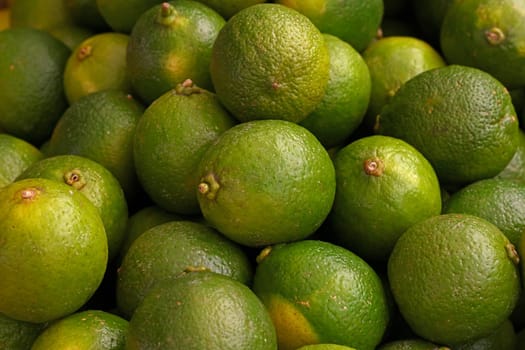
77;45;92;61
158;2;177;25
485;27;505;45
364;157;384;176
198;173;220;200
175;79;204;95
256;246;273;264
64;169;86;190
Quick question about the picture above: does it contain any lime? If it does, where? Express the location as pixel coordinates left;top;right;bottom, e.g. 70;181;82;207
0;312;46;350
0;27;70;145
133;79;237;215
63;32;131;104
16;154;129;261
440;0;525;89
275;0;384;52
300;33;371;149
253;240;389;350
388;213;521;345
0;178;108;323
443;178;525;248
209;3;330;123
126;1;225;104
31;310;128;350
375;64;519;186
46;89;145;201
0;133;44;188
196;119;335;247
361;35;446;130
329;135;442;262
116;220;253;318
126;271;277;349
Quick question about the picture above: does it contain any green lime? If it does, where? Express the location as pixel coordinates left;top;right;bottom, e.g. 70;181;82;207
300;33;371;149
126;1;225;104
440;0;525;89
329;135;442;262
275;0;384;52
210;3;330;124
0;133;44;188
0;312;46;350
118;205;183;262
443;178;525;248
16;154;129;261
253;240;389;350
133;79;237;215
116;220;253;318
196;119;335;247
0;178;108;323
375;65;519;186
31;310;128;350
46;89;145;202
0;27;70;145
361;35;446;130
126;271;277;349
388;213;521;345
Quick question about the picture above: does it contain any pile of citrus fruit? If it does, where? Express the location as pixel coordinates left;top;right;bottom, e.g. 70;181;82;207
2;0;525;349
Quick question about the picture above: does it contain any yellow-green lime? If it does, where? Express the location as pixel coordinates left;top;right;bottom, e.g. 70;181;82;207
63;32;131;104
118;205;183;262
300;33;371;149
440;0;525;89
0;27;70;145
194;0;266;18
16;154;129;261
375;65;519;186
388;213;521;345
443;178;525;248
96;0;163;33
275;0;384;52
196;119;336;247
361;36;446;130
0;133;44;188
46;89;145;201
133;79;237;215
210;3;330;123
253;240;389;350
0;312;46;350
0;178;108;323
31;310;128;350
329;135;442;262
453;319;516;350
126;1;225;104
116;220;253;318
126;271;277;349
